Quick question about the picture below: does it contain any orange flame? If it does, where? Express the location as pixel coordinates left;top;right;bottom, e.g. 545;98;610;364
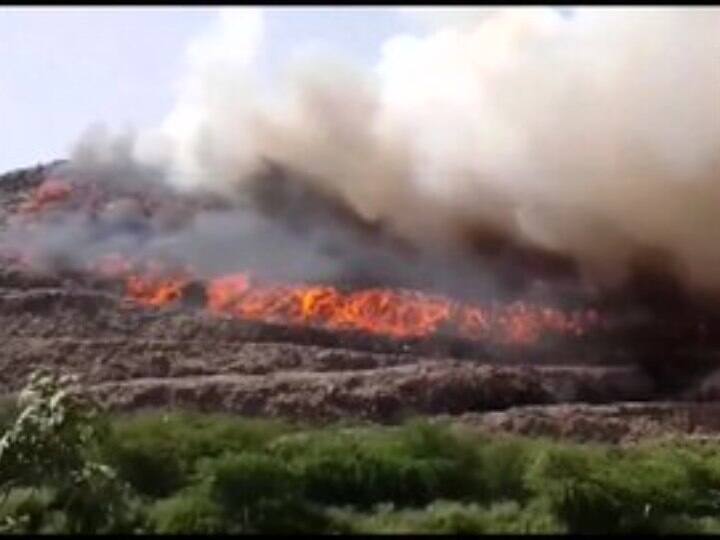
90;254;190;308
88;254;602;345
125;274;188;307
207;275;453;338
204;272;601;343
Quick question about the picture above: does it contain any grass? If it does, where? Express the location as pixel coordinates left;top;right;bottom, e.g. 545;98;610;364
101;412;294;497
328;499;565;534
6;406;720;534
103;414;720;534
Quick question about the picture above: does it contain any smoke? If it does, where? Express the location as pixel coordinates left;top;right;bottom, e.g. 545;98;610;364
376;7;720;293
69;7;720;297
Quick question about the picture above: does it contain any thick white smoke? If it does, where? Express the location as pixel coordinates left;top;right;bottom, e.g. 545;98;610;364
133;9;266;192
377;7;720;292
91;7;720;295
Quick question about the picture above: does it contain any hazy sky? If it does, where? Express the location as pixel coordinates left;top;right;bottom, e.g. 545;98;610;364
0;7;418;172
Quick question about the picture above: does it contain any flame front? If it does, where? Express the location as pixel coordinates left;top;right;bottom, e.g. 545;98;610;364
125;274;188;307
203;272;600;344
207;275;454;339
93;255;190;308
14;246;601;346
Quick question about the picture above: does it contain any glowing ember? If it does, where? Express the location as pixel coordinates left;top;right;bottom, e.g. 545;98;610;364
206;273;251;312
88;254;191;308
125;274;188;307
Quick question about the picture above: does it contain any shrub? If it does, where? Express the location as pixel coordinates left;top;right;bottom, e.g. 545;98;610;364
331;500;565;534
102;413;292;498
474;437;539;502
6;373;720;535
196;452;329;533
270;429;471;508
0;398;18;433
0;488;58;534
397;421;553;503
525;443;720;534
146;486;227;535
200;452;299;510
0;370;139;534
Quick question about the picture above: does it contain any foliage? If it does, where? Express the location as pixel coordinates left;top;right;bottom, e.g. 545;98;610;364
525;443;720;533
330;500;564;534
267;422;483;508
102;412;292;497
146;486;228;535
3;370;720;534
0;370;139;534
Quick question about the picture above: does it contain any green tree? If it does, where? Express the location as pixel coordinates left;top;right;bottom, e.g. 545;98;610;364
0;369;139;533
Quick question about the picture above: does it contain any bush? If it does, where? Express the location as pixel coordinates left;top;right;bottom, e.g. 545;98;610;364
0;370;139;534
6;373;720;534
104;441;184;499
0;488;58;534
102;413;292;498
200;452;299;511
270;428;472;508
196;452;330;533
526;443;720;534
0;398;18;433
331;500;565;534
397;421;550;503
474;436;541;502
146;487;227;534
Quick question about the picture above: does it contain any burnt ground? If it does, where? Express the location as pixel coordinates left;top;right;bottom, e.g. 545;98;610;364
3;162;720;444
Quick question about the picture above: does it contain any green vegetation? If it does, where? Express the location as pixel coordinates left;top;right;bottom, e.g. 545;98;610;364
2;370;720;534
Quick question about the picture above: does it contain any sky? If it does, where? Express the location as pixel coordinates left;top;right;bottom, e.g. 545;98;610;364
0;7;420;172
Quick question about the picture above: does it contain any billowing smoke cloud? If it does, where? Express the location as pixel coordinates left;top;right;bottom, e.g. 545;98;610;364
71;7;720;297
377;7;720;293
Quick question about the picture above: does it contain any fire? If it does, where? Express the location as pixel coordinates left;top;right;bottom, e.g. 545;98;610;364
90;254;190;308
10;245;602;345
203;271;601;343
125;274;188;308
102;259;602;344
5;174;605;346
207;275;453;338
327;289;452;338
